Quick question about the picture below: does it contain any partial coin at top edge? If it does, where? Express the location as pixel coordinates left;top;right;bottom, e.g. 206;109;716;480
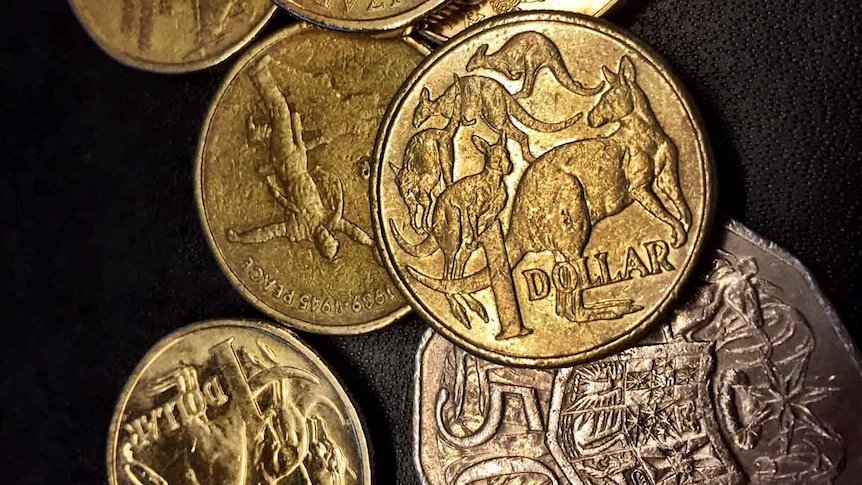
373;11;715;367
416;0;627;43
107;319;371;485
69;0;276;73
271;0;453;32
197;24;427;335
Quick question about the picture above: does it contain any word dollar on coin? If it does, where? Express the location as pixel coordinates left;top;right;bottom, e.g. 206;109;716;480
107;320;371;485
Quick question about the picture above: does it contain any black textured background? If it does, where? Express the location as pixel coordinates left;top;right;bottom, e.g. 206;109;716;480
1;1;860;484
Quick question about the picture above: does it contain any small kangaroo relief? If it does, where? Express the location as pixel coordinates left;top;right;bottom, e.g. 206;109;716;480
390;123;457;236
466;31;603;99
391;134;513;329
412;73;581;162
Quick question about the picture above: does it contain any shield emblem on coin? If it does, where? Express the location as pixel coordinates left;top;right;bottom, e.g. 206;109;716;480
546;341;742;485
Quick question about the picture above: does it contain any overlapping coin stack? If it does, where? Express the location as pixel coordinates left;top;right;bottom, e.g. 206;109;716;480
70;1;862;484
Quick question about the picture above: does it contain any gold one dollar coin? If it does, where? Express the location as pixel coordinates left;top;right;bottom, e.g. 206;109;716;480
197;25;424;334
271;0;450;32
372;12;715;367
418;0;625;43
106;319;371;485
70;0;276;73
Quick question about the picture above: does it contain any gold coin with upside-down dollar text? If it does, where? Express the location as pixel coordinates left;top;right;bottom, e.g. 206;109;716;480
197;24;427;334
106;319;371;485
372;12;715;367
69;0;276;73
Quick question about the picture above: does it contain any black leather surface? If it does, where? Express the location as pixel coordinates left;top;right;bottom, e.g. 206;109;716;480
1;1;860;484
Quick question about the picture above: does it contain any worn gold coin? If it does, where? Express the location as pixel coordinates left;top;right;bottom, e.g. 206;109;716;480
271;0;450;32
106;319;371;485
372;12;714;367
417;0;625;43
197;24;424;334
69;0;276;73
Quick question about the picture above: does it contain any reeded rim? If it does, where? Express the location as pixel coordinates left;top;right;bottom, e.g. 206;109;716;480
272;0;450;32
67;0;277;74
371;11;716;368
106;318;373;485
416;1;628;44
412;329;435;485
195;24;428;335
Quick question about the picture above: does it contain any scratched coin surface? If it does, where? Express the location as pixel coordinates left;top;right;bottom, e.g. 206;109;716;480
372;12;714;366
69;0;275;72
197;25;426;334
107;319;370;485
417;0;625;43
271;0;450;32
415;220;862;485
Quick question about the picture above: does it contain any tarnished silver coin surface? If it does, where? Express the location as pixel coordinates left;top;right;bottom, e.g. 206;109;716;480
414;220;862;485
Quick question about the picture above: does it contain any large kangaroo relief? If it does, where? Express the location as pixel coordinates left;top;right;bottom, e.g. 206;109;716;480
227;56;374;262
393;55;692;338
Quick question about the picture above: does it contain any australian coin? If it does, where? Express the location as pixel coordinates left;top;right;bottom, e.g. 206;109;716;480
417;0;625;43
373;12;714;366
197;25;426;334
107;319;371;485
415;220;862;485
69;0;276;73
271;0;451;32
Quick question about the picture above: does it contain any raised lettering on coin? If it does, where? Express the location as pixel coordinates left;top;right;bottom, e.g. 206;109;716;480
197;25;425;334
107;320;371;485
373;12;714;366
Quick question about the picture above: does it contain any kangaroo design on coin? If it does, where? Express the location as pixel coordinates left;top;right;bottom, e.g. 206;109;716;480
107;320;370;485
70;0;275;72
198;25;426;334
465;31;605;99
374;12;714;366
415;221;860;485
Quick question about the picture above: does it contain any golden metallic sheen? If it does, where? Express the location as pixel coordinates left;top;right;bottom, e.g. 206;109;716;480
417;0;625;43
69;0;275;73
272;0;451;32
372;12;714;367
106;319;371;485
198;24;425;334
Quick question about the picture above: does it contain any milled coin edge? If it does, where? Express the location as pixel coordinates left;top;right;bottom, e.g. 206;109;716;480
415;0;628;44
105;318;374;485
371;11;716;367
195;24;426;335
272;0;453;33
411;329;435;485
67;0;277;74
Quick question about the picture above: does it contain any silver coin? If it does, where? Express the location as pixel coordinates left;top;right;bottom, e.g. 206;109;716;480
414;219;862;485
